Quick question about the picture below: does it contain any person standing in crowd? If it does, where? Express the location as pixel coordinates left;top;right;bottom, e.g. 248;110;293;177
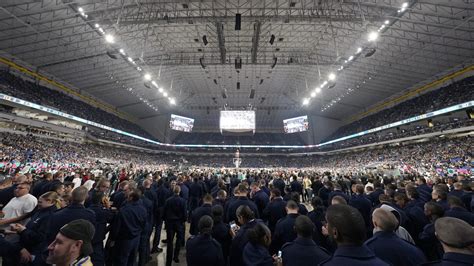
250;182;269;218
419;202;445;261
110;188;147;266
242;223;275;266
290;176;303;197
186;215;225;266
189;194;213;236
271;200;299;254
328;183;349;206
319;204;389;266
110;181;130;209
189;177;204;218
302;175;312;203
46;219;95;266
445;196;474;225
87;191;114;266
272;176;286;197
263;189;287;232
230;205;261;266
85;178;111;207
151;177;171;254
349;184;372;228
416;177;432;203
211;205;232;265
281;215;329;266
432;184;449;211
225;184;260;223
163;184;187;265
365;208;426;265
431;217;474;265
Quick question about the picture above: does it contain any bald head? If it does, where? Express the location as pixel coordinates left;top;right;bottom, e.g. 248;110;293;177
372;208;398;232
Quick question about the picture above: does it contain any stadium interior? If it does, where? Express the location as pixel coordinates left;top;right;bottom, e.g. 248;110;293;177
0;0;473;266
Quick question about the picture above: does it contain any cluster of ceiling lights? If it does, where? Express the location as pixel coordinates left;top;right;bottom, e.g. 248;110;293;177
302;2;411;110
76;6;176;109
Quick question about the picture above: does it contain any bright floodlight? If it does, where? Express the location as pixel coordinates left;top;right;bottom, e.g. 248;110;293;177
368;31;379;42
105;34;115;43
163;92;168;97
322;81;328;86
348;56;354;61
169;98;176;105
119;49;125;55
127;57;133;62
151;81;158;87
316;87;321;93
402;2;408;8
311;92;316;98
385;20;390;25
302;98;309;105
356;47;362;53
94;23;100;28
144;73;152;81
158;87;164;93
78;7;84;12
328;73;336;81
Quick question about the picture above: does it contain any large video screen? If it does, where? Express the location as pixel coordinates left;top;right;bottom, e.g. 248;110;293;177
283;115;309;133
170;114;194;132
220;110;256;132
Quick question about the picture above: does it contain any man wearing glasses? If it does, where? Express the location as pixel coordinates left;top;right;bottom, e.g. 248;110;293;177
0;182;37;227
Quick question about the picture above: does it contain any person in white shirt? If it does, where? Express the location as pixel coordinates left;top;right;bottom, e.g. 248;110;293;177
0;182;37;227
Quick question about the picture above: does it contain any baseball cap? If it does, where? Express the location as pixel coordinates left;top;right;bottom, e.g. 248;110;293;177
435;217;474;248
59;219;95;256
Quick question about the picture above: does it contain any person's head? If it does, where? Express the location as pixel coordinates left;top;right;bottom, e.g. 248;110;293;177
60;194;72;208
453;182;463;191
211;204;224;223
51;182;65;196
372;208;398;232
127;189;142;202
47;219;95;265
394;193;409;208
290;192;301;203
250;182;260;193
447;196;466;209
424;202;444;221
63;182;74;194
198;215;214;234
14;182;31;197
326;204;366;246
355;184;364;195
270;188;281;199
236;205;255;225
236;184;248;196
435;217;474;255
432;184;448;201
203;194;213;204
95;178;110;193
405;184;419;200
173;184;181;195
217;189;227;200
247;223;271;248
378;194;392;204
71;186;88;205
286;200;299;214
118;180;130;192
38;191;60;209
311;196;324;210
90;191;106;206
142;178;152;189
294;215;314;239
331;195;347;205
416;177;426;186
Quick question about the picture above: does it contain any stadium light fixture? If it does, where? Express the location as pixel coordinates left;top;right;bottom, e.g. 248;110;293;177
119;49;125;55
402;2;409;8
169;98;176;105
316;87;321;93
94;23;100;28
356;47;362;53
105;34;115;43
311;92;316;98
127;57;133;63
163;92;168;97
385;20;390;25
158;87;164;93
137;67;142;71
322;81;328;87
348;56;354;61
151;81;158;87
78;7;84;13
328;73;336;81
368;31;379;42
302;98;309;105
144;73;152;81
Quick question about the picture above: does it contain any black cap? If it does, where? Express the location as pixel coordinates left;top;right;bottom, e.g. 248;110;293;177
59;219;95;256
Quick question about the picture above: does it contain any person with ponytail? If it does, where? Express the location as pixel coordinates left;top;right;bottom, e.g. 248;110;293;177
10;191;60;264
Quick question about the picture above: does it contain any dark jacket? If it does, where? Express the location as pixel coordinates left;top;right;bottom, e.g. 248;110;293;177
19;205;57;253
281;237;329;266
189;203;213;235
365;231;426;266
242;242;273;266
111;201;147;240
47;203;96;243
262;197;286;232
271;213;299;253
225;196;259;223
230;219;261;266
163;194;187;223
319;245;389;266
186;233;225;266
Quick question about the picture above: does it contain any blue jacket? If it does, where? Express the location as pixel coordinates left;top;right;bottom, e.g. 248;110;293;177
212;221;232;262
179;184;190;201
445;207;474;225
47;203;96;243
328;190;349;205
272;213;299;253
230;219;262;266
281;237;329;266
225;196;260;223
273;179;286;196
252;190;269;217
424;252;474;266
290;180;303;194
319;245;389;266
189;203;212;235
163;195;187;223
349;194;372;227
262;198;286;232
417;184;432;203
242;242;273;266
112;200;147;240
367;188;384;206
20;205;57;253
365;231;426;266
88;204;114;245
186;234;224;266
